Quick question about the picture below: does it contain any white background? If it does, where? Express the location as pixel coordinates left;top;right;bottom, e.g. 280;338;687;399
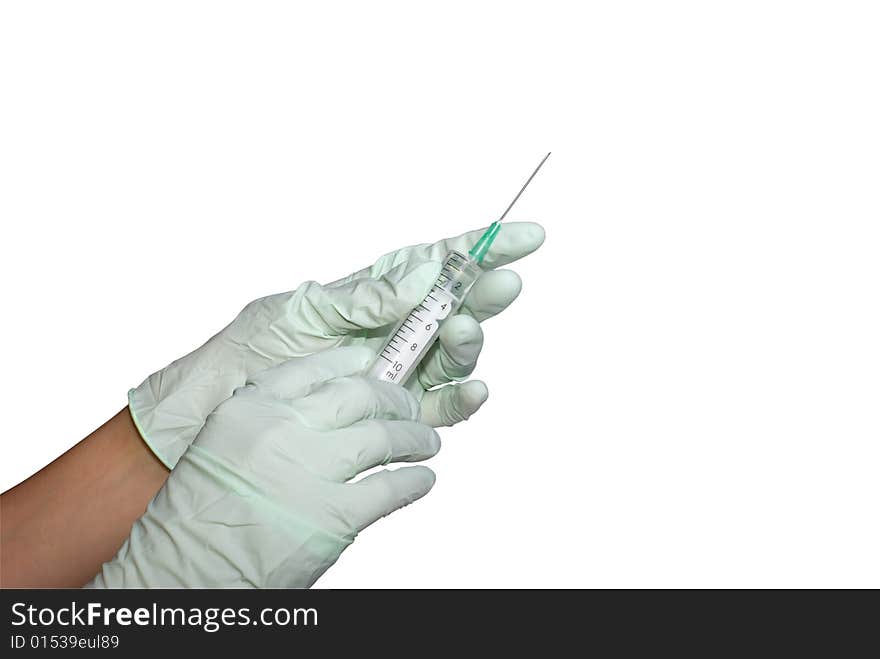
1;2;878;588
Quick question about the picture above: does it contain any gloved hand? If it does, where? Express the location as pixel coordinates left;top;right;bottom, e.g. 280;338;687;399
131;222;545;468
88;347;439;588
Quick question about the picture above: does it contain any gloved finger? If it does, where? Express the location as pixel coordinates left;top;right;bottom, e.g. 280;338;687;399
458;269;523;322
346;466;436;531
416;315;483;389
422;222;545;270
330;420;441;481
419;380;489;427
246;346;374;399
294;376;420;429
302;259;442;334
332;222;545;284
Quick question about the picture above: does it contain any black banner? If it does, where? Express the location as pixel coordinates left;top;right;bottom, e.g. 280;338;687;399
0;589;873;652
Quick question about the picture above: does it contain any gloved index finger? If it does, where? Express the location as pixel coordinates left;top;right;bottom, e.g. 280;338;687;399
419;221;545;270
332;221;545;285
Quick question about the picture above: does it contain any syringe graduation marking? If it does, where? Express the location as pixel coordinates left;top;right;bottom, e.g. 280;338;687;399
369;250;472;383
369;153;550;386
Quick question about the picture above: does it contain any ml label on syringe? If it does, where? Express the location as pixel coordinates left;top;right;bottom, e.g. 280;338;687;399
369;250;482;385
368;151;550;387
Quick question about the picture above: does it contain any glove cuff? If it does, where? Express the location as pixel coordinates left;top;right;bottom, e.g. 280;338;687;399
128;386;187;470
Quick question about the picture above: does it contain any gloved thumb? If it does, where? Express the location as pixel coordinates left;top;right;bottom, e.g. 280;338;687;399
245;346;375;399
300;259;443;335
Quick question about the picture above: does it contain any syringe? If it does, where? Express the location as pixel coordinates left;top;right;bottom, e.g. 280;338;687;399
368;152;551;386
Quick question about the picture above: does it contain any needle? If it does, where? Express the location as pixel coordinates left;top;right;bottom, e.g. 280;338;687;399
469;152;551;263
496;151;552;223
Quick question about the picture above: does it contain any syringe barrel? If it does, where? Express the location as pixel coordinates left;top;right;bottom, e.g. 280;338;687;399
368;250;482;386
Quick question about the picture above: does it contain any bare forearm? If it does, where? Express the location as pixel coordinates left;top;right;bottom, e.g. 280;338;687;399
0;408;168;587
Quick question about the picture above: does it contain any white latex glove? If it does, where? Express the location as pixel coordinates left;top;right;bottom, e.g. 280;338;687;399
130;222;544;468
88;347;439;588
